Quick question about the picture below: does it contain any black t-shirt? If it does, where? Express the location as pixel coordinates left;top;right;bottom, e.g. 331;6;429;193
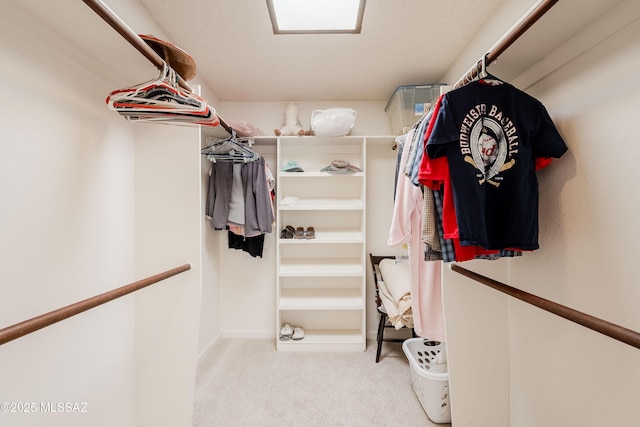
426;80;568;250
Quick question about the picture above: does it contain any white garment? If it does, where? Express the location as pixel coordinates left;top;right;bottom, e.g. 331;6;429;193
388;129;445;342
227;163;245;225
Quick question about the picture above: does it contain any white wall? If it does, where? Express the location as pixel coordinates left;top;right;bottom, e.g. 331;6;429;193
0;1;214;426
440;1;640;426
219;101;392;138
197;74;224;359
198;150;223;355
135;122;202;426
508;2;640;424
0;2;137;426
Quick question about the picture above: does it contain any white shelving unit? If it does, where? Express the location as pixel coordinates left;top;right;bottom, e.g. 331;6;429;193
276;136;367;351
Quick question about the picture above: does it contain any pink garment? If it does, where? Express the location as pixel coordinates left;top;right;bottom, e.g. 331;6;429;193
388;129;445;342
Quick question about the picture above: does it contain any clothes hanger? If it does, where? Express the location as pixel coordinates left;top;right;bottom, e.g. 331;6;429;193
107;64;221;127
476;54;504;85
201;133;260;163
203;142;260;163
122;67;218;125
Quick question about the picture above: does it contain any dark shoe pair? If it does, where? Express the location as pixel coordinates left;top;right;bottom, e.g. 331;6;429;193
280;225;296;239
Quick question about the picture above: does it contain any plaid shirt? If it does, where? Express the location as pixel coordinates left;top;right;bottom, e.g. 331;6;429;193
422;186;443;261
433;189;456;262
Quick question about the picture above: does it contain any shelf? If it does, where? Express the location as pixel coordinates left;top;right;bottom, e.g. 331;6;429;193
276;329;364;352
279;288;363;310
279;260;363;277
278;136;365;142
279;198;364;210
200;132;277;146
280;172;364;178
279;230;363;244
279;275;361;290
252;136;278;146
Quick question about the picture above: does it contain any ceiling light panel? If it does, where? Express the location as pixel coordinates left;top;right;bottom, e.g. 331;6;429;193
268;0;365;34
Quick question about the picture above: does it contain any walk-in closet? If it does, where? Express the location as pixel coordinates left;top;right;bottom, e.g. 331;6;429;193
1;0;639;426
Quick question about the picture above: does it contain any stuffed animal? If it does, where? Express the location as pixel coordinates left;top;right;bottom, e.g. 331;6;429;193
274;102;309;136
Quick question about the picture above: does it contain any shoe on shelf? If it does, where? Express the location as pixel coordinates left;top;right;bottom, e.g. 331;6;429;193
304;227;315;239
279;323;293;341
292;326;305;340
280;225;295;239
293;227;305;239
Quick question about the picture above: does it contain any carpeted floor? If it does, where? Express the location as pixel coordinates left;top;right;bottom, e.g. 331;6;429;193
193;338;450;427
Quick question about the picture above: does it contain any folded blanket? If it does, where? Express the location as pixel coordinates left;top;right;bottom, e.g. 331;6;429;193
377;258;413;329
378;279;413;329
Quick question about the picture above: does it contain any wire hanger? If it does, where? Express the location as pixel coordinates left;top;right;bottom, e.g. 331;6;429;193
201;133;260;163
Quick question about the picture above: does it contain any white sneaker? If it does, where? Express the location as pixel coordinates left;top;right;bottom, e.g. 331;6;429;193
292;326;305;340
279;323;293;340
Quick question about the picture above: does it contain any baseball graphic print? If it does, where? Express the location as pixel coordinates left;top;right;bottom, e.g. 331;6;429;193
459;104;518;186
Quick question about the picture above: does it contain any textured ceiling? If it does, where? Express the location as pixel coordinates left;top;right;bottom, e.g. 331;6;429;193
137;0;506;102
12;0;624;105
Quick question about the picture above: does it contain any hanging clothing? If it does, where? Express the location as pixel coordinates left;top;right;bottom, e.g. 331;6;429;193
401;95;516;262
205;162;233;230
421;146;522;262
403;111;431;186
205;156;274;258
422;186;441;260
241;156;274;237
388;128;445;342
206;157;274;234
228;231;266;258
227;163;245;227
432;189;456;262
425;80;568;251
416;99;443;259
393;134;407;201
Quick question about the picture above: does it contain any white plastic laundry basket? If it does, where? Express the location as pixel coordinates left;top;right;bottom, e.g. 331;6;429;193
402;338;451;424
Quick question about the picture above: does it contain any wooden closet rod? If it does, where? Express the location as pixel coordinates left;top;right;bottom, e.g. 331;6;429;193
0;263;191;346
454;0;560;88
81;0;234;135
82;0;192;91
450;264;640;350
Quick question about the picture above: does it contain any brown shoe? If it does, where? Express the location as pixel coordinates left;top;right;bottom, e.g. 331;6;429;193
293;227;305;239
305;227;315;239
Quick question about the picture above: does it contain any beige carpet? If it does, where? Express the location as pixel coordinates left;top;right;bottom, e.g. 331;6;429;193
193;338;451;427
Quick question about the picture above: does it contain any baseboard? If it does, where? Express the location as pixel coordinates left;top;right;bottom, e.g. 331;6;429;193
223;332;385;340
222;330;274;339
197;332;222;363
201;331;384;350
